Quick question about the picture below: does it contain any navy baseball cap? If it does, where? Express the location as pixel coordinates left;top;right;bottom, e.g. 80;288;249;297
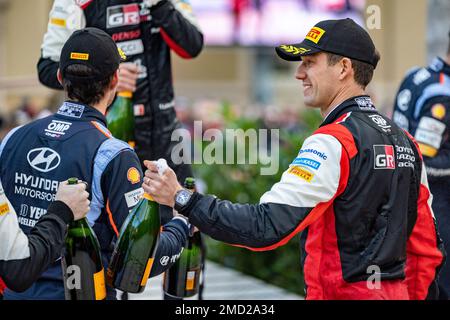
60;27;126;82
276;18;379;68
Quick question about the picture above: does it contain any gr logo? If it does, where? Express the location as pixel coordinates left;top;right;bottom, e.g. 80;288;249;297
373;145;395;170
107;4;140;28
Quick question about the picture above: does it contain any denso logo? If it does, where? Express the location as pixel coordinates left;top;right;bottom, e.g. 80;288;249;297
27;148;61;173
112;30;141;42
373;145;395;170
107;4;140;28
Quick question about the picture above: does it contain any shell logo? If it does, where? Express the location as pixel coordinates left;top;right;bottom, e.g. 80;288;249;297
127;167;141;184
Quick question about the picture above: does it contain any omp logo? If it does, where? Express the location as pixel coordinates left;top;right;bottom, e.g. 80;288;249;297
305;27;325;44
107;4;140;28
373;145;395;170
27;148;61;173
45;120;72;137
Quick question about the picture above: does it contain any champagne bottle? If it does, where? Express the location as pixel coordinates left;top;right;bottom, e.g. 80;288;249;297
62;177;106;300
106;91;136;148
163;177;203;298
106;159;168;293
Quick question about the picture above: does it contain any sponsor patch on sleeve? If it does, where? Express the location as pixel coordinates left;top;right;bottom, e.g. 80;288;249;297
291;157;321;170
50;18;66;27
124;188;144;208
415;129;443;149
0;203;10;216
288;166;314;182
127;167;141;184
417;116;446;135
431;104;446;120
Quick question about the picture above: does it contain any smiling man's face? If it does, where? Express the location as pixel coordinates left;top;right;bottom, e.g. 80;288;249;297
295;52;341;110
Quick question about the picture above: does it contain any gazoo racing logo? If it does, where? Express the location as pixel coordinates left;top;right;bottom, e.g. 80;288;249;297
107;4;140;28
373;145;395;170
27;147;61;173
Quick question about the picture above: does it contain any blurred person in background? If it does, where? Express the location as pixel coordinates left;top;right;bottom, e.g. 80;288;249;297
143;18;445;300
392;29;450;299
37;0;203;225
0;180;89;297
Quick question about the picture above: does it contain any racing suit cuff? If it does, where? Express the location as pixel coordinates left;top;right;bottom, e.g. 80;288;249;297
47;200;74;224
166;216;190;235
178;192;202;218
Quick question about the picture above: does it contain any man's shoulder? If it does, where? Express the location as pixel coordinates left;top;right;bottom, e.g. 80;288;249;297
95;137;138;170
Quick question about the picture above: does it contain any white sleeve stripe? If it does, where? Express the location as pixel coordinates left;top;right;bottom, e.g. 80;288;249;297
0;181;30;261
41;0;86;61
260;134;342;208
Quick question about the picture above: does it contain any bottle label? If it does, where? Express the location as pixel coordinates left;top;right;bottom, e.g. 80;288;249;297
186;271;196;290
143;193;155;201
94;268;107;300
140;258;154;286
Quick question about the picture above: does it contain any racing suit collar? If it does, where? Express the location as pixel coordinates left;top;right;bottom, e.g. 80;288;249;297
320;95;375;127
430;57;450;75
56;100;107;125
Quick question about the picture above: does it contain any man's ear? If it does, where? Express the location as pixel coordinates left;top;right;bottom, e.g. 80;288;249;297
110;69;119;89
57;68;63;85
339;58;353;81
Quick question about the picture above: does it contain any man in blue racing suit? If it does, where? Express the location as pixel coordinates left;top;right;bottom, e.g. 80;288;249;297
392;30;450;299
0;28;190;300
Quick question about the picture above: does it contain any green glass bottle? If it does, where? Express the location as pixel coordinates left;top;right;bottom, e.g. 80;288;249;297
106;193;161;293
106;91;136;148
163;177;203;298
62;177;106;301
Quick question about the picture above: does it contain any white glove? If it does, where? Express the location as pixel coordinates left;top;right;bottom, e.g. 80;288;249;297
156;158;169;176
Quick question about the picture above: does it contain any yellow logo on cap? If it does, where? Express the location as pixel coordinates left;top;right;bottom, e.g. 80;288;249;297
305;27;326;44
431;104;446;120
70;52;89;60
280;45;311;55
118;47;127;60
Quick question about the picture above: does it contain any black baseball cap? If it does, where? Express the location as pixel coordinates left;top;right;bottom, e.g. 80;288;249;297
276;18;379;68
60;27;126;82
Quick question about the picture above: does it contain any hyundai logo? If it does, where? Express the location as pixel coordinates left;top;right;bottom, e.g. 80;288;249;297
27;147;61;173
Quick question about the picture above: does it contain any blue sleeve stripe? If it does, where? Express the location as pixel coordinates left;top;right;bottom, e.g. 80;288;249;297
0;126;23;159
414;76;450;119
88;138;133;225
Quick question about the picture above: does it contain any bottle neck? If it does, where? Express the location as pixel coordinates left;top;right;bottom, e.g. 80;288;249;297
70;217;90;228
117;91;133;98
143;193;155;201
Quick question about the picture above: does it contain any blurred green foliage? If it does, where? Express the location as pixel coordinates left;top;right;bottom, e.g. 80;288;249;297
192;102;322;296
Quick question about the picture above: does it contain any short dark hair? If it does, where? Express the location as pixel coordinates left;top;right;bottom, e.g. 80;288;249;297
62;64;114;106
326;51;380;89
